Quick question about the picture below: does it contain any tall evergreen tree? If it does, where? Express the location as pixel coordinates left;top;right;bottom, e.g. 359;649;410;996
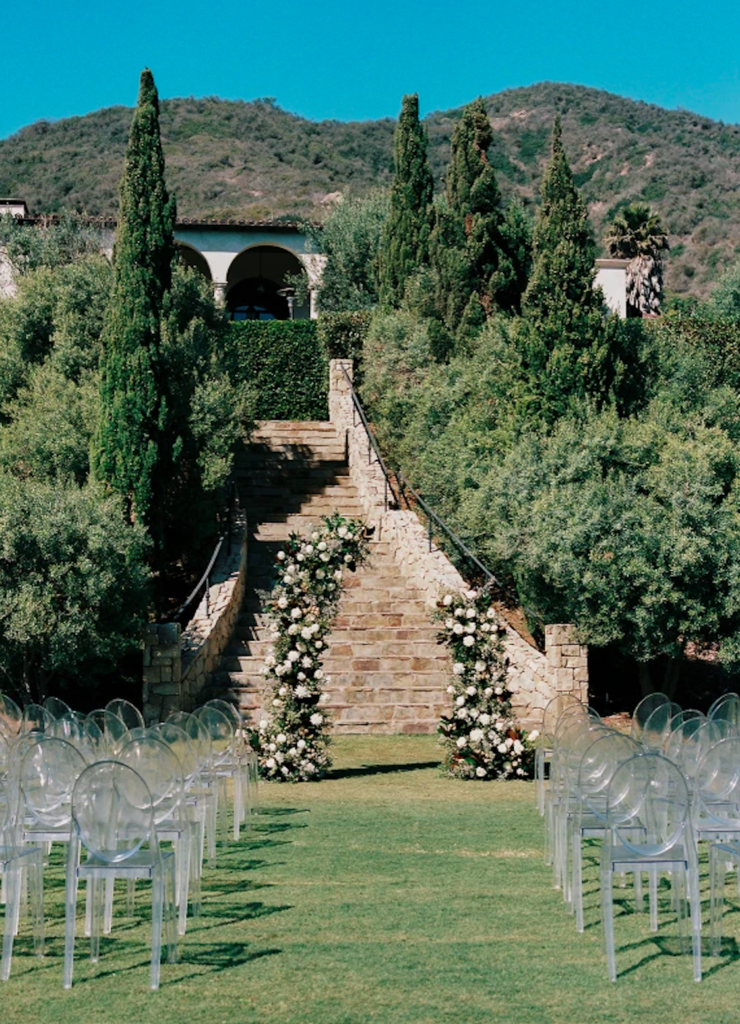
94;69;176;531
518;117;624;420
377;94;434;307
429;99;529;337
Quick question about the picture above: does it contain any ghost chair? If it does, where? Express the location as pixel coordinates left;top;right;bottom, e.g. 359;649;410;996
42;696;71;720
194;704;250;842
601;753;701;982
535;694;584;816
708;694;740;736
0;778;44;980
105;698;145;733
63;761;177;991
641;701;682;753
631;692;670;744
664;718;719;793
20;705;54;736
0;695;22;743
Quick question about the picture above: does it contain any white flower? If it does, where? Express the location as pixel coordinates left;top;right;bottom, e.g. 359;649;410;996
338;526;348;538
278;686;287;696
453;663;465;676
297;739;306;750
291;607;303;619
311;532;319;542
463;635;475;647
445;618;454;629
288;747;297;757
475;766;487;778
465;608;476;619
302;656;313;668
474;660;486;673
465;622;476;634
297;672;307;681
529;730;540;743
295;685;310;698
268;743;277;752
275;751;285;763
316;569;325;578
497;743;507;754
287;624;298;635
266;757;276;769
456;737;467;748
454;608;464;618
281;766;289;775
484;687;493;697
318;541;327;551
469;728;484;743
321;553;330;562
277;596;288;609
466;686;477;696
301;627;312;640
469;709;479;720
487;607;496;619
443;594;453;607
310;713;323;726
315;640;323;649
315;668;324;679
513;740;523;755
272;698;282;707
479;713;491;726
456;708;468;719
494;686;503;696
288;650;300;663
344;554;352;563
304;762;316;774
466;589;478;600
277;551;286;561
503;761;512;773
446;685;455;694
276;733;286;745
480;622;490;632
305;544;314;555
334;570;343;580
505;738;513;750
455;695;466;707
453;623;464;635
258;719;269;732
346;532;354;540
516;767;525;776
296;553;304;562
320;692;331;703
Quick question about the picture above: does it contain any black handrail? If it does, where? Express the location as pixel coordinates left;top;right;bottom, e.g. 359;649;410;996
339;362;543;626
173;478;239;624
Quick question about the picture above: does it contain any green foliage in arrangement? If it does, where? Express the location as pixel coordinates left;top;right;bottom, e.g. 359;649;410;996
227;320;328;420
256;515;371;781
429;99;531;337
0;474;150;704
93;68;176;532
377;94;434;308
437;588;534;780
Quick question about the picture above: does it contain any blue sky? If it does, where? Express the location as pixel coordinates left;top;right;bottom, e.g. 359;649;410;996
3;0;740;139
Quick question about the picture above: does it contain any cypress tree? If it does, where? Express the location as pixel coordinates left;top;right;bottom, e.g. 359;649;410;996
430;99;529;338
518;117;622;420
377;94;434;307
94;69;176;532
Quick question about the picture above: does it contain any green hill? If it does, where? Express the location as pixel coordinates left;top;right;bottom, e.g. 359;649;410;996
2;82;740;297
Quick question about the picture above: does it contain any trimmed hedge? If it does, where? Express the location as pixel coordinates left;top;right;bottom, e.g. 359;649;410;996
227;320;328;420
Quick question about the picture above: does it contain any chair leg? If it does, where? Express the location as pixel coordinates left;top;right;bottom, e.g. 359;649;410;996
710;846;725;957
601;856;617;982
1;866;18;981
63;855;79;989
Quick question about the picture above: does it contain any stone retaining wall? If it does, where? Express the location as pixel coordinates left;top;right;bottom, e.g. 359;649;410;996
143;514;248;723
328;358;588;728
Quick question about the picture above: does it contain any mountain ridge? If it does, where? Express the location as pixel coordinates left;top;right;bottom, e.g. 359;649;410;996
2;82;739;297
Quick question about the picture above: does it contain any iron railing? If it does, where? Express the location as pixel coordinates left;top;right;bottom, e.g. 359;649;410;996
173;478;239;624
339;362;541;624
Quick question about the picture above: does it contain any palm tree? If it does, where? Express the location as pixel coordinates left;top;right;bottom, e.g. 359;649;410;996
604;204;669;316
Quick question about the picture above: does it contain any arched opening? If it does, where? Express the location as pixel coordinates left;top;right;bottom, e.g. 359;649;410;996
177;243;212;281
226;245;309;321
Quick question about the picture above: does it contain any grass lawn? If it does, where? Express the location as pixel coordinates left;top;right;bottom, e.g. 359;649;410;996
4;735;740;1024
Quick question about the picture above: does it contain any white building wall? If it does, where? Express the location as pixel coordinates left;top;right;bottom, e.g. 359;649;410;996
595;259;629;318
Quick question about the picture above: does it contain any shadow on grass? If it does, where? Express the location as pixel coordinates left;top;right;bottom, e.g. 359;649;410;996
328;761;441;780
614;933;739;980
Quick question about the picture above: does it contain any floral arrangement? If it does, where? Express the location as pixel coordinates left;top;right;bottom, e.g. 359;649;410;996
437;588;536;780
256;513;370;781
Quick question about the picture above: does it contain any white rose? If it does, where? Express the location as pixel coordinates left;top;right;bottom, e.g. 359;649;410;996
318;541;327;551
272;698;282;707
297;739;306;750
454;608;464;618
288;651;300;663
321;553;330;562
456;708;468;719
281;766;289;775
296;553;304;562
529;730;540;742
258;719;269;732
338;526;348;538
466;589;478;600
446;685;455;694
487;607;496;619
268;743;277;752
445;618;455;629
334;570;343;580
470;729;484;743
277;551;286;561
513;740;523;755
277;597;288;609
456;737;467;748
475;766;487;778
310;713;323;726
266;757;276;769
494;687;503;696
302;656;313;668
453;663;465;675
315;640;323;649
295;685;309;698
465;622;476;634
479;713;491;726
344;554;352;563
484;688;493;697
455;695;466;707
297;672;307;681
276;733;286;745
469;709;479;720
463;635;475;647
475;661;486;673
278;686;288;696
320;692;331;702
311;532;319;542
498;743;508;754
315;668;324;679
346;532;354;540
466;608;476;619
305;545;314;555
443;594;453;606
288;747;297;757
291;607;303;619
453;623;464;635
466;686;477;696
287;624;298;635
301;627;312;640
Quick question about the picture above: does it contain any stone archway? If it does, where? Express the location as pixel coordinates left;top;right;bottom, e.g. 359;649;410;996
225;245;310;321
177;242;212;280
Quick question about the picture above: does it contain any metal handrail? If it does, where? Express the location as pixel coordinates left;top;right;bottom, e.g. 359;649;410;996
339;362;542;623
172;478;239;624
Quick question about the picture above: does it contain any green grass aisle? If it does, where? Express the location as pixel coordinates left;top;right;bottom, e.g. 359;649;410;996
4;736;740;1024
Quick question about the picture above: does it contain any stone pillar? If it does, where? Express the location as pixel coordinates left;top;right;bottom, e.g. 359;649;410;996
329;358;353;426
309;288;319;320
213;281;227;306
544;624;588;703
142;623;183;724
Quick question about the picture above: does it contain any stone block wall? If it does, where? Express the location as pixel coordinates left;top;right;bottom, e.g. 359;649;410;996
142;515;248;723
328;359;589;729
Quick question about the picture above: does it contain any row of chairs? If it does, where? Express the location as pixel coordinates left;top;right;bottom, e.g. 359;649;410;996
0;692;257;989
537;690;740;982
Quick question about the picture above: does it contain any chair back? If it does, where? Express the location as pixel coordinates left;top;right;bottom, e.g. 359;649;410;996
42;696;72;720
694;736;740;828
20;737;87;829
708;693;740;732
631;692;670;742
153;722;200;785
607;753;690;856
21;703;54;735
72;761;155;864
0;693;22;740
118;737;184;825
193;705;234;766
577;732;641;817
105;698;145;732
541;694;583;747
642;701;681;752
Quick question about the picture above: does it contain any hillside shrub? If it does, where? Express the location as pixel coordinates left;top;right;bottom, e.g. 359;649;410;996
317;311;372;361
227;320;328;420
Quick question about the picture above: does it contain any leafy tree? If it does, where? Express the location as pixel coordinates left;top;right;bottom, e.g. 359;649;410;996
93;68;176;533
707;256;740;319
604;203;669;316
429;99;530;337
0;212;102;278
517;118;626;421
377;94;434;307
0;473;150;704
309;190;390;312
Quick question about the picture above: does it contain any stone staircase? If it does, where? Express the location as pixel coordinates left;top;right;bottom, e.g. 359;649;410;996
214;420;451;734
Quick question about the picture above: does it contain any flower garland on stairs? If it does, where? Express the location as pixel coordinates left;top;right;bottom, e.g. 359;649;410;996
256;513;370;781
437;588;536;780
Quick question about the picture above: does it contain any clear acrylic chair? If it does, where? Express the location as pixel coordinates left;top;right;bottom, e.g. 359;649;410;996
19;737;88;847
20;704;54;736
118;736;198;935
631;692;670;744
42;696;72;720
0;778;44;980
641;701;682;753
708;693;740;735
105;698;145;732
535;694;583;816
194;704;249;842
601;752;701;982
167;711;218;865
0;695;22;743
64;761;177;991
